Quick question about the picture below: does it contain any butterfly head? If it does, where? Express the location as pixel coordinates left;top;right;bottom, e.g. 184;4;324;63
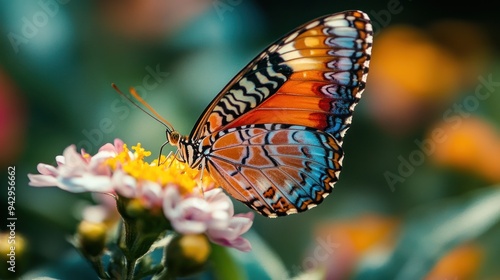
165;129;204;169
167;130;181;146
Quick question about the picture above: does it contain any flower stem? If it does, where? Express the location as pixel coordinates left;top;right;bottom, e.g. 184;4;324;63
124;257;138;280
88;255;110;279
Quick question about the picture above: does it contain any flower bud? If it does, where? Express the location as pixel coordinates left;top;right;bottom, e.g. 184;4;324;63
76;220;107;257
164;234;211;277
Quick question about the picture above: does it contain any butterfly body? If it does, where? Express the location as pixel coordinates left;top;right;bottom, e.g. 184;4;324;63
167;10;372;217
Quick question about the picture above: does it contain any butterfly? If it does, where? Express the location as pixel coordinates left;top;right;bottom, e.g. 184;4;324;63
154;10;372;217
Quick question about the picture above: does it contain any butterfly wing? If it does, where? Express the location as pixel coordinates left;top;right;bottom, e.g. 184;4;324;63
188;10;372;216
200;124;343;217
190;10;372;143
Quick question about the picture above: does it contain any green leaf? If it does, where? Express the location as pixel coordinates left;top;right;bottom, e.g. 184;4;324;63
210;244;247;280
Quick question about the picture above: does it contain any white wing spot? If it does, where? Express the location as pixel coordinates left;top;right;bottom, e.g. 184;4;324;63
307;203;317;210
284;31;300;44
277;41;296;55
305;20;320;29
325;19;349;28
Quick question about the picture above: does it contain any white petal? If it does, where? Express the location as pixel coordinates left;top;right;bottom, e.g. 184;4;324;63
55;155;65;165
37;163;59;176
171;219;207;234
62;145;87;170
163;187;182;218
112;171;138;198
60;175;113;193
27;174;58;187
141;181;163;208
82;205;109;223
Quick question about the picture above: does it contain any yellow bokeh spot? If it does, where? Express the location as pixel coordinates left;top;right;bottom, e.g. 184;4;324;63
0;232;27;258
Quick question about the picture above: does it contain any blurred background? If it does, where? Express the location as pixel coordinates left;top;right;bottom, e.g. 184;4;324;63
1;0;500;279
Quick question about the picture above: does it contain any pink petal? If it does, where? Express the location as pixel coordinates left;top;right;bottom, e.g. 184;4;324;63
205;188;234;216
112;170;138;197
209;234;252;252
82;204;111;223
208;210;231;230
208;226;239;242
163;188;213;234
91;150;116;162
87;193;119;222
37;163;59;176
88;151;115;175
141;181;163;208
162;187;182;215
174;198;212;225
80;148;88;156
114;139;125;152
62;145;87;169
58;146;88;178
171;218;208;234
168;199;211;234
55;155;65;165
233;212;254;233
27;174;58;187
98;143;116;153
206;212;254;251
64;176;114;193
92;193;118;211
227;237;252;252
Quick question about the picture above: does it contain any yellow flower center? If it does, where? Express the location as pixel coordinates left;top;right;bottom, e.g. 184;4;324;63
106;143;215;195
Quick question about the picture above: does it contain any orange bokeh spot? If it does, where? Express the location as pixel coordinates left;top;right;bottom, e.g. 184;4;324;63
370;25;461;101
317;214;399;256
425;243;483;280
430;117;500;183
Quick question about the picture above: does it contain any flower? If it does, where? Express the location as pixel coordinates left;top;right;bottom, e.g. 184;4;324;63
76;220;108;257
164;233;212;277
28;139;254;252
163;187;254;252
82;193;120;224
206;212;254;252
27;139;121;192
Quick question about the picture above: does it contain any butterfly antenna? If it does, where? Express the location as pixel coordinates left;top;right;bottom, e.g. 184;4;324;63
111;83;174;133
158;141;170;166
